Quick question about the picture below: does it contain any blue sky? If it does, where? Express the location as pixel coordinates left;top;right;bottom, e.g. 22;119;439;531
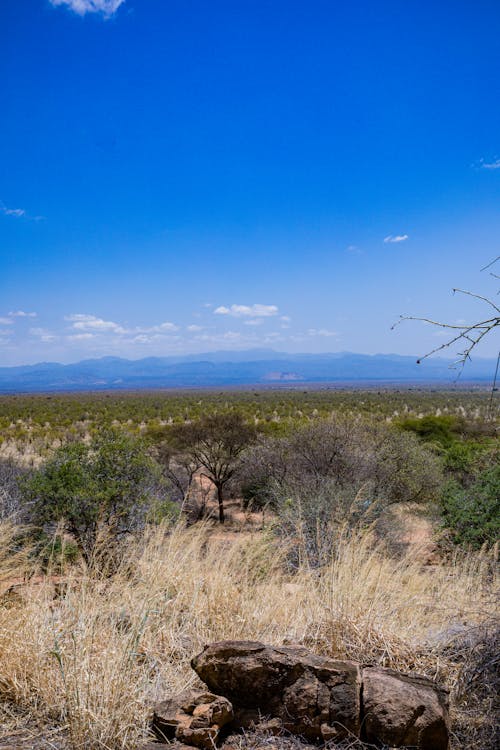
1;0;499;366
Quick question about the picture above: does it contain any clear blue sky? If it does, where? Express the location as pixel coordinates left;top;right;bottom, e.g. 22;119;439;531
1;0;499;366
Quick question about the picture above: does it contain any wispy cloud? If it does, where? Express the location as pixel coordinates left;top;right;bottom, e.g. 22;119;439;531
0;201;44;221
0;203;25;218
214;303;279;318
49;0;126;17
131;333;181;345
151;322;179;333
479;157;500;170
8;310;37;318
384;234;409;244
30;327;57;343
0;317;14;326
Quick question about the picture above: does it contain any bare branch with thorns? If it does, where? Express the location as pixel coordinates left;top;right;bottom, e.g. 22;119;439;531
392;258;500;369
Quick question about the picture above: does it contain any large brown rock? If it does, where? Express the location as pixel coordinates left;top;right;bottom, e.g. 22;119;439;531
190;641;450;749
191;640;361;741
152;689;233;749
362;667;450;749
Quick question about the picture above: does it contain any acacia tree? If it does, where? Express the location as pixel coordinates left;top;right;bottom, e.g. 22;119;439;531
169;413;256;523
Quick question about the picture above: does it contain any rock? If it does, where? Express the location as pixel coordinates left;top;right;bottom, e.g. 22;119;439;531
191;641;450;749
152;689;233;749
191;640;361;741
362;667;450;749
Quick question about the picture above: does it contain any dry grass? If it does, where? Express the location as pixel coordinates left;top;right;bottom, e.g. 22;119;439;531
0;520;498;749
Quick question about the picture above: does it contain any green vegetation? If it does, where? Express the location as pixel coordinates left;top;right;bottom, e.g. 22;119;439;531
0;388;497;552
441;465;500;548
21;430;167;561
165;412;256;523
0;388;497;454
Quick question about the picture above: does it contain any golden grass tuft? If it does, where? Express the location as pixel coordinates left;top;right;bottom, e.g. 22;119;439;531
0;520;498;749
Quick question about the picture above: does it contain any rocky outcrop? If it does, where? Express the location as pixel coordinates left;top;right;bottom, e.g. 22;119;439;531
152;689;233;748
150;640;449;750
191;640;361;742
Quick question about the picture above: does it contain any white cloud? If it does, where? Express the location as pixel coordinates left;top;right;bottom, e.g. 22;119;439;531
0;317;14;325
307;328;338;337
66;313;180;338
0;202;26;218
8;310;37;318
66;313;126;333
479;158;500;170
132;322;180;334
153;321;179;333
30;327;57;343
214;303;279;318
0;202;44;221
49;0;126;18
187;324;203;332
384;234;409;244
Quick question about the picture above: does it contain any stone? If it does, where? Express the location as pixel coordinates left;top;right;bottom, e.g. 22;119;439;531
362;667;450;750
152;689;233;749
191;640;361;741
154;642;450;750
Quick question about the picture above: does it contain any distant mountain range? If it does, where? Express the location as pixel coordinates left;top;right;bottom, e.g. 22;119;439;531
0;350;495;393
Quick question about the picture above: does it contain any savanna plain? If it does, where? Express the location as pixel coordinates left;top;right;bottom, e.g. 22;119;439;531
0;388;498;749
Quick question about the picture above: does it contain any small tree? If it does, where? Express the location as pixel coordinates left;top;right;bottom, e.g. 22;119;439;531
169;413;256;523
22;430;161;561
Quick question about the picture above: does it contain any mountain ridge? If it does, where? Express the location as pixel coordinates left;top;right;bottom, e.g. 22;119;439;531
0;350;495;393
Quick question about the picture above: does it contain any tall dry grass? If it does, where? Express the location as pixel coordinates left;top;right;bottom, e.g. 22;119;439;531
0;520;497;749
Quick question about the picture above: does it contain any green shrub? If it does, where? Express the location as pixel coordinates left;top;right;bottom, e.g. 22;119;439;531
21;430;164;561
398;415;461;447
440;466;500;548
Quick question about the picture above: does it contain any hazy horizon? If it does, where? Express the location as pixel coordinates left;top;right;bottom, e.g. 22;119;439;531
1;347;499;370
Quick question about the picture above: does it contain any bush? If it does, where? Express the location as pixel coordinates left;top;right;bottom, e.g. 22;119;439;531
240;418;443;511
270;476;373;569
398;414;462;447
21;430;166;561
240;418;443;567
440;466;500;548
